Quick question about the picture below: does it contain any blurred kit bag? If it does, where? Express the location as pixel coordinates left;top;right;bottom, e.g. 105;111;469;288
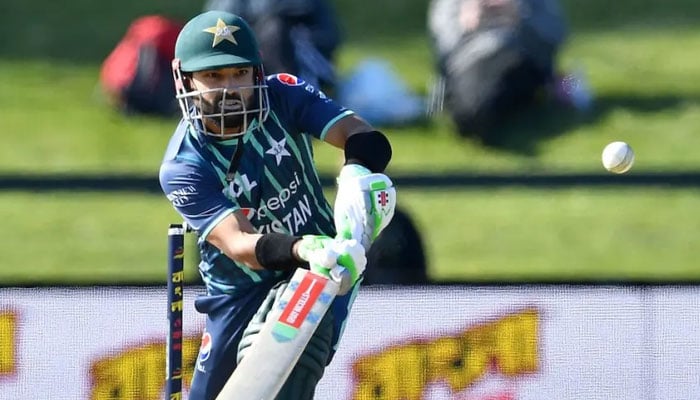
428;0;567;142
100;15;183;116
204;0;341;89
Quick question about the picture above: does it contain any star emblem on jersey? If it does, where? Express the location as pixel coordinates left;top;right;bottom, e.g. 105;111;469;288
265;137;291;165
202;18;241;47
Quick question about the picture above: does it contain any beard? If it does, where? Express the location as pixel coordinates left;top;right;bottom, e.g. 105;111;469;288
198;90;261;132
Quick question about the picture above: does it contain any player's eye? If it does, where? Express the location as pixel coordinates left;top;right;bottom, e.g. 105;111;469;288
204;72;220;79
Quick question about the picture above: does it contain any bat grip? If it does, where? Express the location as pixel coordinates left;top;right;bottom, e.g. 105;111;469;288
329;265;348;282
329;265;352;295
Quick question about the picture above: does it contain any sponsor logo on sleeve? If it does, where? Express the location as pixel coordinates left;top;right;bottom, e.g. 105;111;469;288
275;73;305;86
167;185;197;206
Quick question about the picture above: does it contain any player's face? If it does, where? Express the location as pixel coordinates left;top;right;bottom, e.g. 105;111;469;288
190;66;258;135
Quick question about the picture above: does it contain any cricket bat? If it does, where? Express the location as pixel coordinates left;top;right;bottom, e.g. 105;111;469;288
215;267;345;400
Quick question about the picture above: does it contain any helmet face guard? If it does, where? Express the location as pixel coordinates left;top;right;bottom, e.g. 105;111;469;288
173;11;269;139
173;60;269;139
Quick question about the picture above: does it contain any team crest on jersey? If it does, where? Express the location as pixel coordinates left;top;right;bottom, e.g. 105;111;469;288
265;137;291;165
275;73;305;86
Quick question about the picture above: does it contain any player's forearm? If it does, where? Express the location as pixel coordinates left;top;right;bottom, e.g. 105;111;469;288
207;213;296;271
213;231;311;272
208;229;266;270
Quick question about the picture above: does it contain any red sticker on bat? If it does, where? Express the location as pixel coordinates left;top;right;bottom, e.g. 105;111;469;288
278;273;327;329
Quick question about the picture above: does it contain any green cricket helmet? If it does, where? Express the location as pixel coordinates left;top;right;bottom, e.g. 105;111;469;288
172;11;269;139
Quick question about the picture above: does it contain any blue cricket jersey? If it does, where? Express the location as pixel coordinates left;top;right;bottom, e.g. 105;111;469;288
159;74;353;295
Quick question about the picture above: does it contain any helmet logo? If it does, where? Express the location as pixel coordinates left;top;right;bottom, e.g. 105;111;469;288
202;18;241;47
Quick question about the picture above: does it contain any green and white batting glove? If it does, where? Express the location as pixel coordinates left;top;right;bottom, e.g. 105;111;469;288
295;235;367;288
334;164;396;250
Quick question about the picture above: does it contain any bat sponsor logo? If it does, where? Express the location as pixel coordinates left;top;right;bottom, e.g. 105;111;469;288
285;282;314;325
272;273;327;342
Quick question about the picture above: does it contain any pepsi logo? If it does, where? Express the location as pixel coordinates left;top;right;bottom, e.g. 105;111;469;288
198;331;212;363
275;73;305;86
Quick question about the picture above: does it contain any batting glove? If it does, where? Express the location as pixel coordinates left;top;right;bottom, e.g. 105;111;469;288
334;164;396;249
296;235;367;285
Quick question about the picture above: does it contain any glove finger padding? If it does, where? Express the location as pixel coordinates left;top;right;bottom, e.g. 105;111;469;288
330;239;366;282
296;235;367;287
334;171;396;249
296;235;338;269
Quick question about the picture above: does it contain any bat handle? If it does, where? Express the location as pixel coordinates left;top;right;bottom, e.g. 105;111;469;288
329;265;353;296
307;259;353;295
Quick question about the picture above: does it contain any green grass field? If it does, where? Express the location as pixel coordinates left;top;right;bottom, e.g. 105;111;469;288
1;1;699;284
3;188;698;285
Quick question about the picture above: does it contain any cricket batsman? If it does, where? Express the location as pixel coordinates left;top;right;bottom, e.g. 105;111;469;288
158;10;396;399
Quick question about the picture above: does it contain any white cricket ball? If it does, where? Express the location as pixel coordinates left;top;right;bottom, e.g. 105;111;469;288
602;141;634;174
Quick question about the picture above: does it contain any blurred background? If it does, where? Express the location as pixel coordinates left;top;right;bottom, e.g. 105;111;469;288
0;0;699;399
2;0;699;284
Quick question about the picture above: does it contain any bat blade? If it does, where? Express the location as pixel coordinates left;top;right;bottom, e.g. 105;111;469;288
215;268;340;400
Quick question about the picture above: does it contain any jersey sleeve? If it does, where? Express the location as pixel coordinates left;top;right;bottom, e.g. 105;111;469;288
159;153;238;240
266;73;354;141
